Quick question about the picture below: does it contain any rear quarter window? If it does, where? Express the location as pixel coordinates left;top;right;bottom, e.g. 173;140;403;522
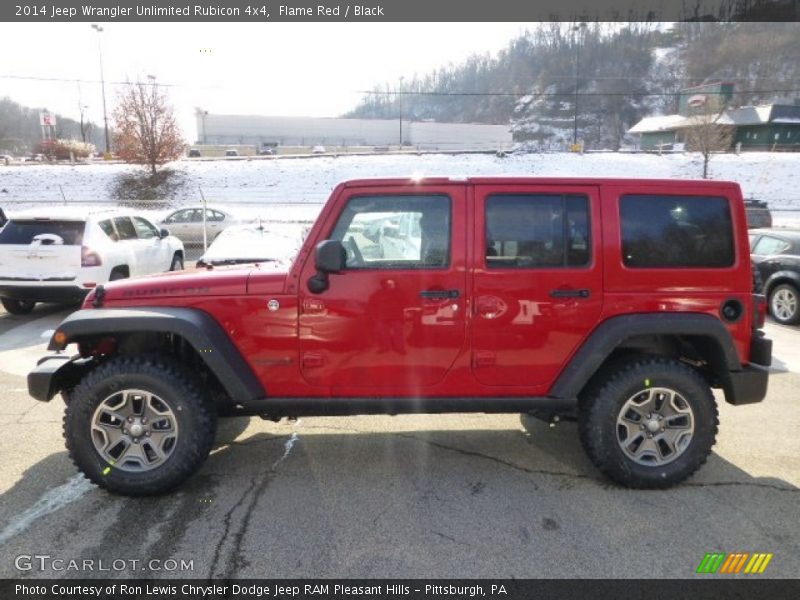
620;195;735;268
0;220;85;245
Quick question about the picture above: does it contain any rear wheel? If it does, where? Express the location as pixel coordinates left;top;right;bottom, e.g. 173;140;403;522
1;297;36;315
578;357;717;489
64;356;217;496
769;283;800;325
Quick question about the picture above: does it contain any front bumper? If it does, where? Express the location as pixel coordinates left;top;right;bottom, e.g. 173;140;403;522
27;354;87;402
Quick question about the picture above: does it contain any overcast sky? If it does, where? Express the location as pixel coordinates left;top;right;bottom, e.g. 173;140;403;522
0;22;531;141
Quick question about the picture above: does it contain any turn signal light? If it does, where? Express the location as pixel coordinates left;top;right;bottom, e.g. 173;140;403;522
53;331;67;346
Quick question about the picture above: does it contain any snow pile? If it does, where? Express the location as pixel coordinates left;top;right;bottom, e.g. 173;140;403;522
1;151;800;226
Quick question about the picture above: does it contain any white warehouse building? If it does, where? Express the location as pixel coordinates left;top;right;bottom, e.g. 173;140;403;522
195;112;512;151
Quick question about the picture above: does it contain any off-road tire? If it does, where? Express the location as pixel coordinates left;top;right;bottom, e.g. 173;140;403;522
578;357;718;489
1;297;36;315
768;283;800;325
64;356;217;496
170;253;184;271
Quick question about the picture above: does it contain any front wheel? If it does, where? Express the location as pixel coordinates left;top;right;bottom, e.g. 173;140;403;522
1;297;36;315
170;253;184;271
64;356;217;496
578;357;718;489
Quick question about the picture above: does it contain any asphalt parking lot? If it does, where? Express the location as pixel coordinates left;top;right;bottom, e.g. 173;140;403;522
0;304;798;579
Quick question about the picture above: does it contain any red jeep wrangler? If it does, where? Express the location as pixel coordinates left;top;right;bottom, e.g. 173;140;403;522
29;178;772;495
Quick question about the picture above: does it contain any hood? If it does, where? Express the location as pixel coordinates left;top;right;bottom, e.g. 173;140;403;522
86;266;254;305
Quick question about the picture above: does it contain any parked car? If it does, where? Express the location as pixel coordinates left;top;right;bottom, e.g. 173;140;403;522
744;199;773;229
750;227;800;325
187;149;202;158
159;206;249;245
32;177;771;495
258;147;276;156
225;149;239;157
311;145;326;154
196;224;301;267
0;209;184;314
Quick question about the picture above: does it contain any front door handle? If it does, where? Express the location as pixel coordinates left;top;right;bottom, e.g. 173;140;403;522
420;289;460;299
549;288;591;299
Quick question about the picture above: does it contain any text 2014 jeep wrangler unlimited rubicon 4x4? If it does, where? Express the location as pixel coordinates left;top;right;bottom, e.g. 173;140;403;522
29;178;772;495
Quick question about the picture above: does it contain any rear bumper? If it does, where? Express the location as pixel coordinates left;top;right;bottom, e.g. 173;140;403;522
0;285;88;303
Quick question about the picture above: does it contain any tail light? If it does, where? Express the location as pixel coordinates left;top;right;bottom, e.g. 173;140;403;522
753;293;766;329
81;246;102;267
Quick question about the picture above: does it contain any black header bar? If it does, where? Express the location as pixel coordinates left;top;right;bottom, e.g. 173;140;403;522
2;0;799;22
2;579;800;600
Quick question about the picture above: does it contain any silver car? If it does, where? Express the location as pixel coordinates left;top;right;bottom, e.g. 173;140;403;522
159;206;244;245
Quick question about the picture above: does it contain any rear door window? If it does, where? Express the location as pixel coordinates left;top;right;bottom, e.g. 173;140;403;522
113;217;138;241
485;194;591;268
0;220;85;245
620;195;735;268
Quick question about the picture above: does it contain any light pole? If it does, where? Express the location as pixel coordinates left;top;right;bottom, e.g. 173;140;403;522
78;103;89;143
91;24;110;156
572;22;587;148
398;76;404;148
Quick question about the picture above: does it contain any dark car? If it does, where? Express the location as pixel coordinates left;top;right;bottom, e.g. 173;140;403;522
188;149;201;157
750;228;800;325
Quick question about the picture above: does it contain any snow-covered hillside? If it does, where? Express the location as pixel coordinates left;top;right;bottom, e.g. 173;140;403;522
2;152;800;225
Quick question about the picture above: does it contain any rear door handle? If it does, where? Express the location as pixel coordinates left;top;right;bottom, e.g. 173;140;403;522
549;288;591;299
420;289;460;299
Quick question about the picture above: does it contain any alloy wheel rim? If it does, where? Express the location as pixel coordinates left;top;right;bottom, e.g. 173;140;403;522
772;288;797;321
616;387;695;466
91;389;179;472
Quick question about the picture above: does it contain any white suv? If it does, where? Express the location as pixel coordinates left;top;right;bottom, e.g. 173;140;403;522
0;208;184;314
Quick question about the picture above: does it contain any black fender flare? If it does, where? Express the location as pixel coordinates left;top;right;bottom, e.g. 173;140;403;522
549;313;742;401
47;307;264;403
764;270;800;297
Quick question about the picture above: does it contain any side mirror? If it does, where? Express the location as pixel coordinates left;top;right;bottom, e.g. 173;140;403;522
308;240;346;294
315;240;346;273
159;228;170;239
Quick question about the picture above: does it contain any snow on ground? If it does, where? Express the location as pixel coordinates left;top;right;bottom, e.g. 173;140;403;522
2;152;800;226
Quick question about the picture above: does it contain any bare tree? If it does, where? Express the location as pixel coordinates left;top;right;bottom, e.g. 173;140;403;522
684;104;734;179
113;81;184;176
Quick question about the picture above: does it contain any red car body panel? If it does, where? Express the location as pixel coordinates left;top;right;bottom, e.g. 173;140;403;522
90;177;754;399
